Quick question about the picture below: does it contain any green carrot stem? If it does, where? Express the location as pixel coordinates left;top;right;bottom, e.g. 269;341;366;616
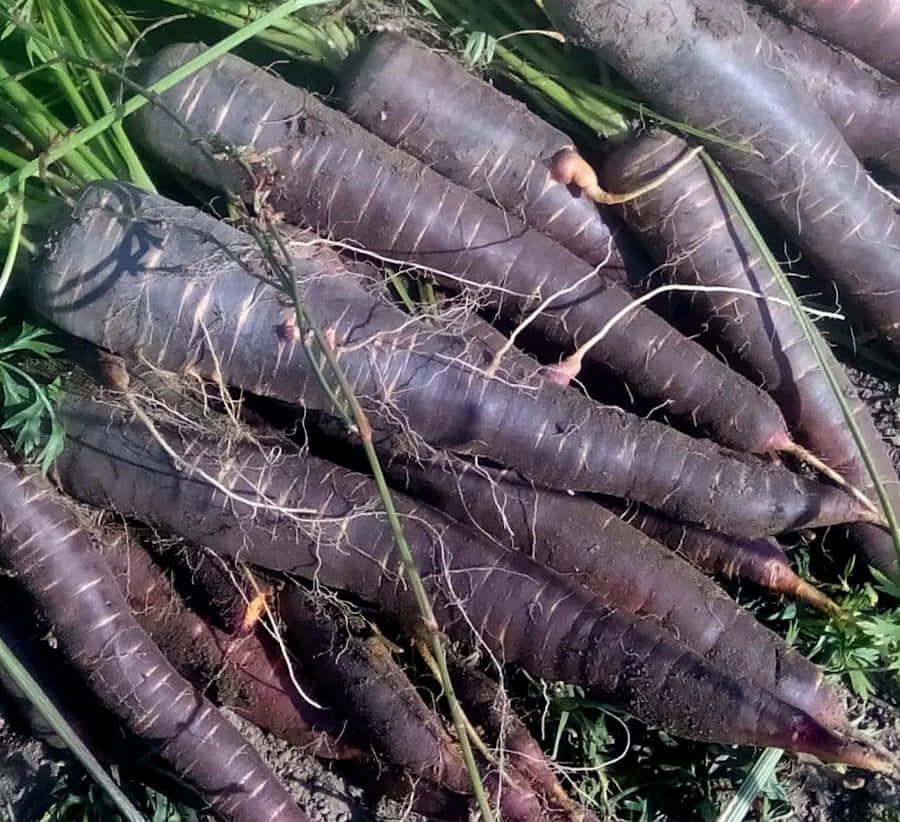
54;1;155;189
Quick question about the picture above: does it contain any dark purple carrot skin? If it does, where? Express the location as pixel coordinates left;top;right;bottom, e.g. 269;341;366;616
30;182;870;537
0;459;310;822
278;588;470;793
606;496;786;580
282;588;574;820
0;581;124;760
601;496;844;612
748;7;900;175
544;0;900;354
340;32;638;277
278;587;542;822
601;130;900;579
756;0;900;83
99;531;360;759
45;386;890;769
120;536;483;812
381;454;845;727
124;42;795;456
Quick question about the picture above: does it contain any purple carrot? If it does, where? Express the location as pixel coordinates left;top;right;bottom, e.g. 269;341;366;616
124;41;796;455
748;6;900;176
340;31;639;277
41;378;893;770
101;531;362;760
0;456;310;822
601;129;900;579
754;0;900;83
543;0;900;357
378;452;846;725
27;181;874;538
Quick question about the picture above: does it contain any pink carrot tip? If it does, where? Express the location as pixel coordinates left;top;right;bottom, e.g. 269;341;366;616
540;355;583;387
787;714;896;774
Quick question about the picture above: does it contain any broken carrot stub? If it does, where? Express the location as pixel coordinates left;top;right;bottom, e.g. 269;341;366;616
0;455;311;822
125;41;800;457
26;181;878;538
99;529;363;760
36;376;894;771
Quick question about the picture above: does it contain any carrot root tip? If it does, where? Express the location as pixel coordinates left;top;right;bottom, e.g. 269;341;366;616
541;356;582;386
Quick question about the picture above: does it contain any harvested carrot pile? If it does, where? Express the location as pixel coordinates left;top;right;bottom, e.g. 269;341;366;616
0;1;899;820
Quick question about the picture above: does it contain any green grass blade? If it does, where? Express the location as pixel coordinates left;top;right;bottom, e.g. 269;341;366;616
0;62;100;184
0;633;147;822
52;0;155;190
33;0;124;177
0;177;26;299
703;153;900;567
420;0;759;151
160;0;353;67
716;748;783;822
0;0;333;197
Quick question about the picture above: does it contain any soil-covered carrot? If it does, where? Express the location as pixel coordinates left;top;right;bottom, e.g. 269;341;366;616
755;0;900;83
277;586;470;793
280;585;587;820
543;0;900;354
0;455;310;822
748;6;900;176
27;182;873;537
601;129;900;579
124;42;797;456
43;379;892;769
115;534;487;816
144;539;268;637
378;452;845;724
340;31;641;277
98;529;361;760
